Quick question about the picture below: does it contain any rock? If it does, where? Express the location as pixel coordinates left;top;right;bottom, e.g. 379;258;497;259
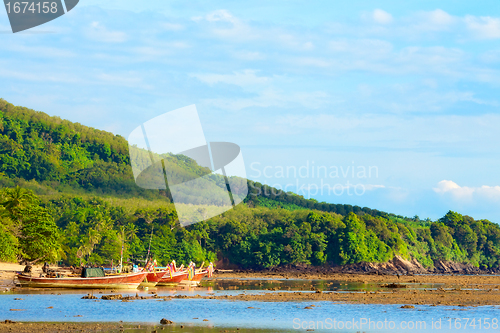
160;318;173;325
81;294;97;299
101;294;122;300
401;305;415;309
381;283;407;288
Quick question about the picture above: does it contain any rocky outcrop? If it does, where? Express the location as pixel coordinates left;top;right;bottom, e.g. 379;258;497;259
431;260;482;274
237;256;499;275
330;256;427;275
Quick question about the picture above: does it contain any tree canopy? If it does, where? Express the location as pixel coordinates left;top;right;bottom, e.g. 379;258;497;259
1;99;500;271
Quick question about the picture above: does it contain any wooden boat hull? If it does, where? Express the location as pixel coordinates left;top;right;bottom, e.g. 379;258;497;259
179;270;207;286
16;272;147;289
140;271;169;287
156;271;187;286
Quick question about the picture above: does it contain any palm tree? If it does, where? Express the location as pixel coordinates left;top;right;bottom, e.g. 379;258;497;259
0;186;37;216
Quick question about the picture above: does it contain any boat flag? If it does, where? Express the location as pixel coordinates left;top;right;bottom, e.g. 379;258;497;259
152;259;158;275
167;264;173;279
188;262;195;281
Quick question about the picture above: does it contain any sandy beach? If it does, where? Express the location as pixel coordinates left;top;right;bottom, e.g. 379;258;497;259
0;262;43;291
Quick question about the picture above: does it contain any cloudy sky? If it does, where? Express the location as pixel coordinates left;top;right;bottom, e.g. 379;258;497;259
1;1;500;221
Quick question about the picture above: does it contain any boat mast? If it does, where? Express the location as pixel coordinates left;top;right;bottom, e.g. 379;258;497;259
119;244;123;273
145;224;154;264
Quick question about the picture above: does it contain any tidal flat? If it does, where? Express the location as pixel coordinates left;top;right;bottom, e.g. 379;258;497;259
3;265;500;332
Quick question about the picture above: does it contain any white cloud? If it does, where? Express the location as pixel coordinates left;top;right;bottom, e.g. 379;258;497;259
205;9;238;24
202;89;329;111
4;44;76;58
199;9;257;40
293;57;331;67
329;39;393;59
372;9;393;25
406;9;456;33
364;184;387;191
465;15;500;39
190;70;271;87
434;180;500;203
85;22;127;43
426;9;454;26
0;66;79;83
95;72;150;89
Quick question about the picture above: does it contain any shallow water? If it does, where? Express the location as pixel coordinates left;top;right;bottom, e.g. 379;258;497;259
205;277;445;292
2;278;500;332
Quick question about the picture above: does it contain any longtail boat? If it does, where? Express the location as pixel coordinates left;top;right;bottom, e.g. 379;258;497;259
16;269;147;289
140;270;169;287
179;270;207;286
156;270;188;286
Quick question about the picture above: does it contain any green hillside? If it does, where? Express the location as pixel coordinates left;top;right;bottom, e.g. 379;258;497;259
1;99;500;271
0;98;386;217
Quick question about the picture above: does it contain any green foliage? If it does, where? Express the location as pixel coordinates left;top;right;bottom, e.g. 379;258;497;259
1;100;500;271
0;187;61;262
0;219;18;262
246;181;388;218
253;196;308;211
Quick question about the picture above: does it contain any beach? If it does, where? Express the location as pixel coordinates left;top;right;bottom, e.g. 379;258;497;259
3;262;500;332
3;262;500;306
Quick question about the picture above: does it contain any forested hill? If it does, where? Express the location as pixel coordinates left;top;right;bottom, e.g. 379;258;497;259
2;99;500;273
0;99;385;217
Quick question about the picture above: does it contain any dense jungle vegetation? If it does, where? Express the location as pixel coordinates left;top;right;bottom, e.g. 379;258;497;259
1;99;500;270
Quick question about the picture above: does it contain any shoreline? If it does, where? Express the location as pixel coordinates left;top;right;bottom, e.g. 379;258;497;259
0;322;271;333
3;263;500;306
214;269;500;285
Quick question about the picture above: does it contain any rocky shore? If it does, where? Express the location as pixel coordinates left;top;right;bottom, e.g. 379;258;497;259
217;256;499;277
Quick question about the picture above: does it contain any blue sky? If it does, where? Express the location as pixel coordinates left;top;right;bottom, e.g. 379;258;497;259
1;1;500;221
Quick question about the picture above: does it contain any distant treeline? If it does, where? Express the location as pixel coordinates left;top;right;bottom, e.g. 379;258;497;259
2;187;500;270
246;180;388;218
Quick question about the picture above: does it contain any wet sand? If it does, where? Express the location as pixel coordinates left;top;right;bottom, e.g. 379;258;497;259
3;262;500;306
208;271;500;306
0;322;124;333
215;270;500;285
0;321;275;333
188;287;500;306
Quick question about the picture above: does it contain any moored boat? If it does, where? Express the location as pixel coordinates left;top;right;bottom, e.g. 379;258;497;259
156;270;188;286
140;270;169;287
16;269;147;289
178;270;207;286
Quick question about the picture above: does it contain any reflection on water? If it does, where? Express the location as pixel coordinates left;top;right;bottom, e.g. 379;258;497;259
1;278;499;333
201;278;445;292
